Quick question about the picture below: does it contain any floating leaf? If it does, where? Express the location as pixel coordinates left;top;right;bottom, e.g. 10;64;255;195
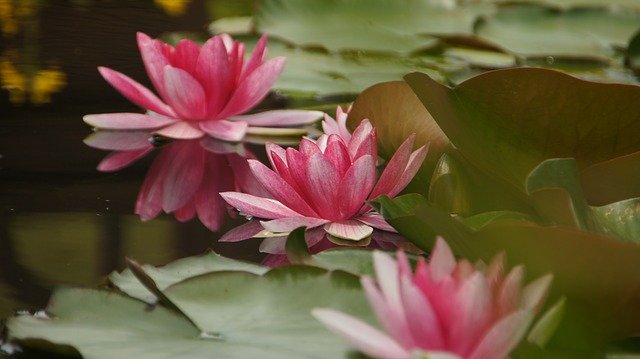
627;29;640;73
255;0;493;54
10;267;374;358
476;5;640;60
405;69;640;193
109;250;267;304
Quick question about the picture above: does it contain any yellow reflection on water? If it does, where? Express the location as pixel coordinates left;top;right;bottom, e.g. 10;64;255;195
0;54;66;105
154;0;191;16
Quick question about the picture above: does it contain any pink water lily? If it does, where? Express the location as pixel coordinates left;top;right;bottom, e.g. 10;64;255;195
83;32;322;142
220;111;428;243
313;238;553;359
84;131;264;231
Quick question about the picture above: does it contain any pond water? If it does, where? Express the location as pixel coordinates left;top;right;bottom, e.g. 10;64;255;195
0;0;265;321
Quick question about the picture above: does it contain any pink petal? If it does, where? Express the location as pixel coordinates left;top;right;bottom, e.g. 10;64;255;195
324;220;374;241
266;142;287;168
399;275;445;350
324;134;351;176
172;39;200;74
338;155;376;218
370;134;415;199
135;148;172;220
259;236;289;254
229;110;324;127
196;36;232;117
388;145;429;197
97;67;175;117
97;148;153;172
469;310;534;359
521;274;553;312
83;113;177;130
163;65;207;120
347;119;374;158
83;131;151;151
299;137;321;156
199;119;248;142
174;200;196;222
137;32;171;101
261;217;329;233
194;154;233;231
430;237;456;282
497;265;524;317
161;142;205;212
219;191;301;219
242;34;268;79
361;275;413;348
248;159;318;217
356;213;396;232
218;57;286;118
154;121;204;139
306;153;340;219
220;220;264;242
449;272;492;356
311;308;412;359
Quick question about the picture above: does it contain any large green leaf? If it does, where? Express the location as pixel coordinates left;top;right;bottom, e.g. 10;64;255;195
255;0;493;54
109;250;267;304
476;5;640;60
500;0;640;11
374;194;640;350
7;288;209;358
347;81;452;194
162;268;372;358
9;267;373;358
526;158;640;242
405;69;640;192
581;151;640;205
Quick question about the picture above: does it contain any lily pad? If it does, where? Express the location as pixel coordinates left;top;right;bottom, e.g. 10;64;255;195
9;267;374;358
476;5;640;60
255;0;493;54
627;30;640;73
526;158;640;242
109;250;267;304
404;69;640;193
580;150;640;205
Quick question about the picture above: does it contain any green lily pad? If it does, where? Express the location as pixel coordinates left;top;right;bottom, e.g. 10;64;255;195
476;5;640;60
255;0;493;54
109;250;267;304
499;0;640;11
161;268;372;358
404;69;640;193
7;288;211;358
526;158;640;242
10;267;374;358
269;42;446;98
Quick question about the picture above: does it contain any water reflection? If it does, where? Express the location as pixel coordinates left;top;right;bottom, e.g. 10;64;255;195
84;130;266;231
0;0;67;105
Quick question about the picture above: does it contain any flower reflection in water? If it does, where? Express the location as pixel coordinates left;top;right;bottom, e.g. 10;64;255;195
84;130;264;231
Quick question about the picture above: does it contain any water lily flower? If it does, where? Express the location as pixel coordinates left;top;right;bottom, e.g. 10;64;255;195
83;32;323;142
220;111;428;246
84;131;263;231
313;238;553;359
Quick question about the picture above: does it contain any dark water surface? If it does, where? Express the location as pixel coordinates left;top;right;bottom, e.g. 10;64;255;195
0;0;262;319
